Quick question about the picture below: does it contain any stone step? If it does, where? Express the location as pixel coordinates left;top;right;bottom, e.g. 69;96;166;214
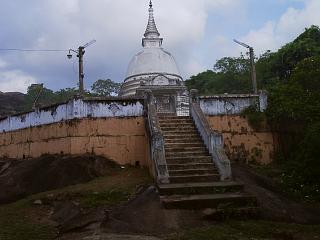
166;151;210;158
160;123;194;127
161;193;257;210
159;121;195;127
159;120;193;124
167;163;215;171
169;174;220;183
158;182;244;195
159;116;191;120
161;126;197;131
169;169;218;176
165;143;204;148
163;134;202;139
165;138;203;144
166;156;212;164
162;129;200;136
159;118;193;122
163;134;201;139
165;146;208;153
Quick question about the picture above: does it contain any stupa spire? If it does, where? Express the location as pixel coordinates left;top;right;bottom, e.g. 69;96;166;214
144;0;160;38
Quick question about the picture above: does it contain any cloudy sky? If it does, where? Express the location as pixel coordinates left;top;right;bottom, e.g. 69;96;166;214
0;0;319;93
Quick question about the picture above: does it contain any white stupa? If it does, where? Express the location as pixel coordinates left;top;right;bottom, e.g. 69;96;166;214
120;0;183;96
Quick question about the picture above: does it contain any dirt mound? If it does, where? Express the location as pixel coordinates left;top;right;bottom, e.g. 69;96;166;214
101;186;205;236
59;186;207;239
0;154;118;204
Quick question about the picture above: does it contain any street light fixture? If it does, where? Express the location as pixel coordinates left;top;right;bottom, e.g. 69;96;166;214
67;40;96;95
233;39;258;94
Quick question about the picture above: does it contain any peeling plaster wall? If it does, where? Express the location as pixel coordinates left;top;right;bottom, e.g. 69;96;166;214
0;99;144;133
207;115;275;164
0;117;151;167
0;94;273;167
200;93;267;115
202;93;273;164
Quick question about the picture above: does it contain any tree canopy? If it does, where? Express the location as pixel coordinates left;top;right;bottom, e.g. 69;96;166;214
91;79;121;96
20;79;121;112
186;25;320;94
185;56;251;94
186;25;320;200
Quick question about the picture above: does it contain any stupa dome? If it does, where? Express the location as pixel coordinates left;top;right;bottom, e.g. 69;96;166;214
126;48;181;79
120;1;183;96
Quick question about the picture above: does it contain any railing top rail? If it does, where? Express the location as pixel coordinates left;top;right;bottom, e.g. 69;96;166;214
144;90;170;184
189;89;232;181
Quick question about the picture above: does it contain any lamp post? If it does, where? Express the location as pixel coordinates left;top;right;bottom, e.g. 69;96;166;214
233;39;258;94
67;40;96;95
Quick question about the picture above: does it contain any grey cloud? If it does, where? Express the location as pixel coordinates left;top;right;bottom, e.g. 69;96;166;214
0;0;242;92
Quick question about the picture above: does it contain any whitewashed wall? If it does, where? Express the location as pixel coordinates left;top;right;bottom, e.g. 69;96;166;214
0;93;268;133
200;93;267;116
0;99;144;133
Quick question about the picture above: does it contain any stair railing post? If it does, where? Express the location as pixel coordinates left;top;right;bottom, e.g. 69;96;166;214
190;89;199;104
144;90;170;184
189;89;232;181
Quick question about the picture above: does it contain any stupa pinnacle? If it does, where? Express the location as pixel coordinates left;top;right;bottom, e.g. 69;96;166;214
120;1;183;97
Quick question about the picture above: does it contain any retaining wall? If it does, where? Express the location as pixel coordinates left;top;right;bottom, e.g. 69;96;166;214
207;115;275;164
0;117;150;167
0;94;274;165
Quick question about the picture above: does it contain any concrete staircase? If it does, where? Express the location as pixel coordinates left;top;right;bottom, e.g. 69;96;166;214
158;115;257;217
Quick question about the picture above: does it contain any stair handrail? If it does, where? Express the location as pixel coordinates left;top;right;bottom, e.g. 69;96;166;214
189;89;232;181
144;90;170;184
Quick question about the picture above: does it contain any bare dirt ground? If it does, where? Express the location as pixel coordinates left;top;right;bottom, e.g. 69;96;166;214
59;164;320;239
232;162;320;224
1;155;320;240
57;186;208;240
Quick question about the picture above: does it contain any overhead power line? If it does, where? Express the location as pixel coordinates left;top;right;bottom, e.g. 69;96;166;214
0;48;68;52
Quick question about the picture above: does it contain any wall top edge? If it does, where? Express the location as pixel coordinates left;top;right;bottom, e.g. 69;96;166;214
200;94;260;99
82;96;144;102
0;97;145;120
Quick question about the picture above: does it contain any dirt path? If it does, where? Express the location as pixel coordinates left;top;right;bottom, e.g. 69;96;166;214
59;186;206;239
59;164;320;239
86;234;161;240
232;162;320;224
60;232;162;240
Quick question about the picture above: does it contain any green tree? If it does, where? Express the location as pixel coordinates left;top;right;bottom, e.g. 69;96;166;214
54;88;79;102
23;84;56;111
23;85;89;112
267;56;320;125
91;79;121;96
259;25;320;83
266;55;320;200
185;56;251;94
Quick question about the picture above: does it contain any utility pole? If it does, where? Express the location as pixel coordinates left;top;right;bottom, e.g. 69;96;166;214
68;40;96;96
234;39;258;94
78;46;85;94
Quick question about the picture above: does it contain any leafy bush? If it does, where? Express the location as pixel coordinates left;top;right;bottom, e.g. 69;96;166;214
241;105;265;130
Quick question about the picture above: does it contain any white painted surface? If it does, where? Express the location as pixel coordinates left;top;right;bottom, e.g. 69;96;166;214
126;48;181;79
200;95;264;115
120;2;183;97
0;99;144;133
259;91;268;112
